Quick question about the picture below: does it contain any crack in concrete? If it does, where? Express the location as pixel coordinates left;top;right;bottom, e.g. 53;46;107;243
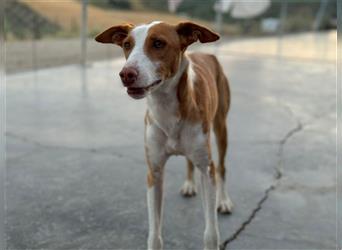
221;104;304;249
230;99;331;248
220;185;276;249
221;101;335;248
275;121;303;179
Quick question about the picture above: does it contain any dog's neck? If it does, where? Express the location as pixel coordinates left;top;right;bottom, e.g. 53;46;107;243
147;54;188;113
146;54;189;134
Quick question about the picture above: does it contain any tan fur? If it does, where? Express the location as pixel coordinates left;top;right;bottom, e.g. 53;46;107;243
145;23;182;79
122;35;135;59
147;167;155;188
176;22;220;51
213;55;231;181
176;52;230;181
95;23;134;46
186;158;195;181
178;53;224;134
209;161;216;185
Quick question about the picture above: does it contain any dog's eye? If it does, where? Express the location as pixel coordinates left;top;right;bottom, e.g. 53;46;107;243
123;41;131;50
152;39;165;49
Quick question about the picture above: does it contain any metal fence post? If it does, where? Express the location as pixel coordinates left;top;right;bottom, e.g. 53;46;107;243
215;8;223;35
0;0;6;250
81;0;88;67
337;0;342;249
277;0;288;58
313;0;329;31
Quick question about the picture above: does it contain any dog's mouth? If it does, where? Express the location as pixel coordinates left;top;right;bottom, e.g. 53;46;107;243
127;79;162;99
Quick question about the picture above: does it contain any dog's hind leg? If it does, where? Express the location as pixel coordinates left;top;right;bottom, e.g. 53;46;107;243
213;74;233;214
180;158;197;197
213;104;233;214
189;139;220;250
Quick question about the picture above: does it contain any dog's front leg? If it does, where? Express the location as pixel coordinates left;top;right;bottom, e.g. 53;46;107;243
145;122;168;250
188;132;220;250
146;162;165;250
198;162;220;250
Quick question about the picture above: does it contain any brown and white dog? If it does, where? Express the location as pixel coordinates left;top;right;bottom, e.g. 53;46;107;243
95;21;233;250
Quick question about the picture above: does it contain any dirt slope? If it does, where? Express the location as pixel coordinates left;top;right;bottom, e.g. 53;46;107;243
19;0;219;32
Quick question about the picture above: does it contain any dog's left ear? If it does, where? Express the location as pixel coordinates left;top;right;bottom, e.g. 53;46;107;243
176;22;220;50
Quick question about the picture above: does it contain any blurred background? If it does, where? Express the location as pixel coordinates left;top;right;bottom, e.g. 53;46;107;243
4;1;339;250
4;0;337;73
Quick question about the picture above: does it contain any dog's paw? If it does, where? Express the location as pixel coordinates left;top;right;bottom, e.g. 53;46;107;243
217;197;233;214
148;234;163;250
180;180;197;197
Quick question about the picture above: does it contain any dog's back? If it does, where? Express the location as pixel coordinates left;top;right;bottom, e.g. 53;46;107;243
178;52;230;133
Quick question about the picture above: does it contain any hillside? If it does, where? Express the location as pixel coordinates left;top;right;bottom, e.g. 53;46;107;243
19;0;235;35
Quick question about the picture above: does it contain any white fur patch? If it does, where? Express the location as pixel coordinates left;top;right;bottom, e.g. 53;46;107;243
147;185;163;249
125;21;161;87
187;58;196;89
217;173;234;213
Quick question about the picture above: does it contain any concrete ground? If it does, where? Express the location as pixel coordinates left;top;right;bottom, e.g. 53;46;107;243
5;32;337;249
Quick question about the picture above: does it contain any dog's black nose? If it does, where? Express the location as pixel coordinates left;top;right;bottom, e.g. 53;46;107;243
119;67;138;86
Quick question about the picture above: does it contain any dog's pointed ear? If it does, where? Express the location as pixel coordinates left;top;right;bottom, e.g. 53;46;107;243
95;23;134;46
176;22;219;50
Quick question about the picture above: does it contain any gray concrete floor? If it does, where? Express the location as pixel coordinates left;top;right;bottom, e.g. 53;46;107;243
5;40;337;249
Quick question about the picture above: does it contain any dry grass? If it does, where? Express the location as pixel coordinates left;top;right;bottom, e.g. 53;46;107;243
19;0;236;34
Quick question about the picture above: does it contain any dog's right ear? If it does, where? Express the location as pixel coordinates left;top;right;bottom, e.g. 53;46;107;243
95;24;134;46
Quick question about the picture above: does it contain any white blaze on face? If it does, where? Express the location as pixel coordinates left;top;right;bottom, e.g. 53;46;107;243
125;21;161;87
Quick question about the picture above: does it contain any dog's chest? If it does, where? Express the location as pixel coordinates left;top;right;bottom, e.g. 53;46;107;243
148;103;182;152
148;93;193;154
163;118;183;155
148;110;205;157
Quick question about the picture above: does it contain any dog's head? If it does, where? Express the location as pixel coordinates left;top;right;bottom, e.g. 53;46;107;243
95;21;219;99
